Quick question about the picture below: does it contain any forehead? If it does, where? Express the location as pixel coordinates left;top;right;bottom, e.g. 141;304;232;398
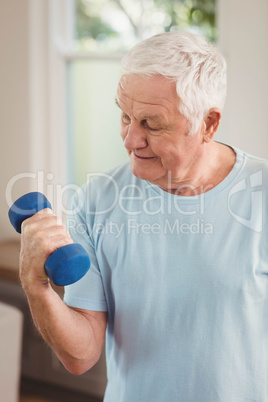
117;74;179;115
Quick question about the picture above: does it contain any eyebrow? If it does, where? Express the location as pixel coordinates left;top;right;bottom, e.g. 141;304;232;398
144;115;162;123
115;98;121;109
115;98;163;123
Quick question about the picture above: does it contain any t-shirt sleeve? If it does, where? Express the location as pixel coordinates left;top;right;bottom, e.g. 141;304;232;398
63;187;108;312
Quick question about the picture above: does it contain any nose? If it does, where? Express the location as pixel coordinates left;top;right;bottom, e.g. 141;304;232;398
122;121;148;151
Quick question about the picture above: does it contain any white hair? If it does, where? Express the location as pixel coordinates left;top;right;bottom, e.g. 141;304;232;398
121;31;227;135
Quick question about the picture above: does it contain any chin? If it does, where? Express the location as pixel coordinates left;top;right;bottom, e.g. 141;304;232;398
130;167;149;181
130;163;163;184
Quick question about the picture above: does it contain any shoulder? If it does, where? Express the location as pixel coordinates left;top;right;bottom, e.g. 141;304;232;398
69;162;138;216
82;162;134;200
236;147;268;170
231;148;268;207
233;147;268;182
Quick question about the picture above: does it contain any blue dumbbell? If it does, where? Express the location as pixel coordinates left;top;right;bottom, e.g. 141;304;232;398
8;192;90;286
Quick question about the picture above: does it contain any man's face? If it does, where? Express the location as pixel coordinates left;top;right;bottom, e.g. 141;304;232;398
116;74;205;193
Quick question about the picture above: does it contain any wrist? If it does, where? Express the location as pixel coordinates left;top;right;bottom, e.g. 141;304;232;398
21;276;53;299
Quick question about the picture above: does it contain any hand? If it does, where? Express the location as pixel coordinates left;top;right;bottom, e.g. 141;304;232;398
19;209;73;289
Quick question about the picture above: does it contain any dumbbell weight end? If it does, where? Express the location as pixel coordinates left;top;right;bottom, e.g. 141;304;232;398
8;192;90;286
45;243;90;286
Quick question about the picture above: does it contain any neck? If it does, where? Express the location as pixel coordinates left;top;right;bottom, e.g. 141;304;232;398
160;142;236;196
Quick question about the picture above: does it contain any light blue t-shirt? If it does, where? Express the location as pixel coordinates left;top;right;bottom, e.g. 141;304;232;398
64;146;268;401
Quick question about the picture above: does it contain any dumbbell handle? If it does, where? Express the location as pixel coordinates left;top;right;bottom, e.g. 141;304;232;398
8;192;90;286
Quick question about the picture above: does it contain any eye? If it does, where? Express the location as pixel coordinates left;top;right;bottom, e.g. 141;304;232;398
121;113;131;124
143;121;161;132
148;126;160;132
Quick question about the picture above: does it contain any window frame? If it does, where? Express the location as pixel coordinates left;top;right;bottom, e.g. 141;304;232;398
43;0;125;185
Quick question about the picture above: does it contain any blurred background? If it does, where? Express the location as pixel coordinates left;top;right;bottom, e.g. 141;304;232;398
1;0;268;235
0;0;267;401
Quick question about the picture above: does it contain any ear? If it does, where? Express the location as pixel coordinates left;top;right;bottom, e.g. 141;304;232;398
202;108;222;143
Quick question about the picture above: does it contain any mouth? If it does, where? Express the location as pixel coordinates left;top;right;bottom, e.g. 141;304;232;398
133;152;156;160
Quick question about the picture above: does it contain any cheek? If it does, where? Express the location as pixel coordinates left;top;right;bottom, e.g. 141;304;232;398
153;142;185;169
149;138;174;157
147;135;164;150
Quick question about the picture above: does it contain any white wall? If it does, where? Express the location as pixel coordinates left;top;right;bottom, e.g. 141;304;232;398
0;0;31;240
0;0;268;241
0;0;67;241
217;0;268;158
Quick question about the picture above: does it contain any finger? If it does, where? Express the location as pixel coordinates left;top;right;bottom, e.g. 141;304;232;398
21;210;63;235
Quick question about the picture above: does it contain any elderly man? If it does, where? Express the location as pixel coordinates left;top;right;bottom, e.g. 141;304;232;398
20;32;268;401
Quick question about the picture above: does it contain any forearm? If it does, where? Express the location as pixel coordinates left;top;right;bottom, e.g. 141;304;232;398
23;282;102;375
18;209;106;374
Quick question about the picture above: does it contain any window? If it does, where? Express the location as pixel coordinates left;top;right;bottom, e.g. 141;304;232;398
75;0;217;52
66;0;217;185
